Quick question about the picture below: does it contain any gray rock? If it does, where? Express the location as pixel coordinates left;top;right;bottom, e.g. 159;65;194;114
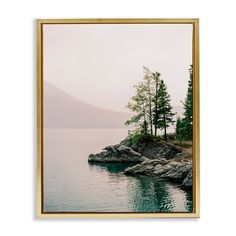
121;139;187;160
161;168;184;179
88;144;148;163
103;145;119;155
88;139;192;187
124;157;192;185
182;171;192;188
153;164;164;175
174;151;192;159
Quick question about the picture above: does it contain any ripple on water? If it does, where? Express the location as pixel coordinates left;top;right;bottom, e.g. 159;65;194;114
44;129;192;212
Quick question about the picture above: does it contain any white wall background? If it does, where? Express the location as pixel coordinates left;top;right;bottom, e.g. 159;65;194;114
0;0;235;235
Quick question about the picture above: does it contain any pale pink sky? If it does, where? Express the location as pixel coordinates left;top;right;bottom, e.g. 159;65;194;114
43;24;192;112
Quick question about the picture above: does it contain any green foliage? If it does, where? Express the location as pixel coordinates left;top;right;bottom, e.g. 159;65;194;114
127;129;154;145
125;113;143;126
126;82;149;134
126;66;175;141
176;65;193;141
143;67;154;135
175;117;185;142
155;79;175;141
152;71;161;137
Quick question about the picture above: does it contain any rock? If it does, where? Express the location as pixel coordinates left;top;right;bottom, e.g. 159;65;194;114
124;157;192;185
103;145;119;155
88;138;192;187
153;164;166;175
121;139;186;160
160;166;184;179
174;151;192;159
182;171;192;188
88;144;148;163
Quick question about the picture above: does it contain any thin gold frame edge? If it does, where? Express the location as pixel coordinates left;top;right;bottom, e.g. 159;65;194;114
36;19;42;217
36;18;200;219
193;19;200;218
36;18;199;24
38;212;200;219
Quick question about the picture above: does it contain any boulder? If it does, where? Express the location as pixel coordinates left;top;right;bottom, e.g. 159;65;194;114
182;171;192;188
88;144;148;163
124;157;192;186
88;139;193;188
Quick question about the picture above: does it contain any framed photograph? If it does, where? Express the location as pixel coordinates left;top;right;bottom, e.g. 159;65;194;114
37;18;199;218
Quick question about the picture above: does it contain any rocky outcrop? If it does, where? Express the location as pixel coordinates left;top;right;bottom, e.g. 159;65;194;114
120;139;189;160
88;139;192;188
88;144;148;163
124;157;192;187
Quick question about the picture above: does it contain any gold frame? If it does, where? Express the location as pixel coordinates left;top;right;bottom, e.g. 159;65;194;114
37;18;200;218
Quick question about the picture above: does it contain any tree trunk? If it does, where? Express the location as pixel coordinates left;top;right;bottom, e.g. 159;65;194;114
148;81;153;136
154;79;158;137
163;112;167;141
149;105;153;136
143;105;147;135
154;101;158;137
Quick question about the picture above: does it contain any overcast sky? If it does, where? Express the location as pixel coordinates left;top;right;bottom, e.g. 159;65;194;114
43;24;192;112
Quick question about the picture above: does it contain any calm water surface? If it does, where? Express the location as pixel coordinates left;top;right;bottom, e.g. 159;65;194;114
44;129;192;212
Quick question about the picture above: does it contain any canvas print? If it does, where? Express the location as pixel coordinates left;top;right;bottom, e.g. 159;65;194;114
38;19;199;216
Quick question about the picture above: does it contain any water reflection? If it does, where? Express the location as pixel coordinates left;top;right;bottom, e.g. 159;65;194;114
88;162;135;174
44;129;192;212
88;162;192;212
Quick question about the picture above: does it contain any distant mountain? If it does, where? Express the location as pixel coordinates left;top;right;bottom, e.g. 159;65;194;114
44;81;184;130
44;82;132;129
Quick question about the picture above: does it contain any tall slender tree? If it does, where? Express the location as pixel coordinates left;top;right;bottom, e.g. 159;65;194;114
156;80;175;141
143;67;154;135
126;66;175;141
152;71;161;137
126;82;149;134
175;117;185;143
175;65;193;141
183;65;193;140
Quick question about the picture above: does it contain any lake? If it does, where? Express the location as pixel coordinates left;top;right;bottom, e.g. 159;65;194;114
44;129;192;212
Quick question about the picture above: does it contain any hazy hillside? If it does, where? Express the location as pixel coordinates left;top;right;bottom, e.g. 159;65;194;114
44;81;184;130
44;81;132;129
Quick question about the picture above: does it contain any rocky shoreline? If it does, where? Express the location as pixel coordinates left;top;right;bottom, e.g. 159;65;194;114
88;144;148;162
88;139;192;188
124;157;192;188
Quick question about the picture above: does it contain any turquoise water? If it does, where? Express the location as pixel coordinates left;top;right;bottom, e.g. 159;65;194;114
44;129;192;212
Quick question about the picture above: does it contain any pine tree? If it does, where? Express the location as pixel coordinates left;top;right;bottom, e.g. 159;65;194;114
182;65;193;140
175;65;193;141
152;71;161;137
126;66;175;141
175;117;185;143
156;80;175;141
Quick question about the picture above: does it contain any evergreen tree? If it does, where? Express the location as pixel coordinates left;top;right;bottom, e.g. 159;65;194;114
126;66;175;141
176;65;193;141
175;117;185;143
183;65;193;140
156;80;175;141
152;71;161;137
